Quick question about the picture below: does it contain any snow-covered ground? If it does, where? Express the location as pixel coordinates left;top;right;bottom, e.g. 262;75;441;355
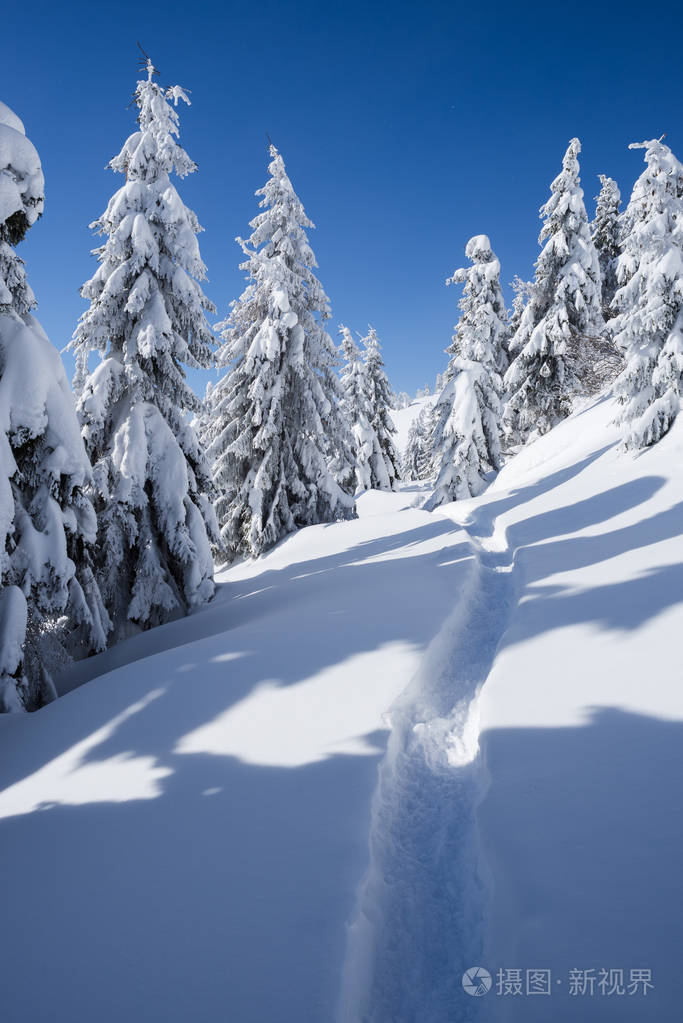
1;393;682;1021
0;488;467;1023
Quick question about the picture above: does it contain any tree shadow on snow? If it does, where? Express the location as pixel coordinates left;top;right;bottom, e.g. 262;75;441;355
469;706;683;1022
0;514;481;1022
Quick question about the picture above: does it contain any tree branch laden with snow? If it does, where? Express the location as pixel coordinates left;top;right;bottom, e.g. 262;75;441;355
503;138;604;444
207;145;355;561
69;68;217;637
0;101;109;711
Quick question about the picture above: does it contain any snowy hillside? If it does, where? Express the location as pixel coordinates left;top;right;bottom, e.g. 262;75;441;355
391;394;436;455
1;393;682;1021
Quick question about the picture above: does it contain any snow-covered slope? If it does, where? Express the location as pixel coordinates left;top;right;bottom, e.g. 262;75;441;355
391;395;436;456
1;393;681;1022
457;395;683;1021
0;495;466;1023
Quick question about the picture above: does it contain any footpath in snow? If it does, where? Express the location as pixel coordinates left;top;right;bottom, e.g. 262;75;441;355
341;395;683;1022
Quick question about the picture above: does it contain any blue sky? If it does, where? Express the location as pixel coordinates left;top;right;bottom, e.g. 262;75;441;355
3;0;681;395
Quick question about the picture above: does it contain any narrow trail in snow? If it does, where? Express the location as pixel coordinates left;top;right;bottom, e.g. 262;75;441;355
339;505;519;1023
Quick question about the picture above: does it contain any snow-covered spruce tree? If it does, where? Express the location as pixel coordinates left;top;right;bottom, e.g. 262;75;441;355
339;324;376;492
507;275;532;347
0;101;109;711
193;379;215;448
402;407;432;481
360;327;401;490
70;61;217;638
592;174;621;315
425;235;506;509
209;145;355;561
339;324;399;492
503;138;604;444
611;138;683;448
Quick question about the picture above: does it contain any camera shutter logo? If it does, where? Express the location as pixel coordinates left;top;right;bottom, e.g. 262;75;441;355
462;967;492;997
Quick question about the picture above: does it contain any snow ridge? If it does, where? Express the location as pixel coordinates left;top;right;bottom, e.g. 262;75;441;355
339;513;518;1023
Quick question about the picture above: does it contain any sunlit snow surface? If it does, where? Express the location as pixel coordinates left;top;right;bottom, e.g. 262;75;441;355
1;395;682;1022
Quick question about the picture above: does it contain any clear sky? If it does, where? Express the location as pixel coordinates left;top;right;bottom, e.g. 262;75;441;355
3;0;681;396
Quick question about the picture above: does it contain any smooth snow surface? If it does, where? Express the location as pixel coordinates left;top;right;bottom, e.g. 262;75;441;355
1;394;682;1021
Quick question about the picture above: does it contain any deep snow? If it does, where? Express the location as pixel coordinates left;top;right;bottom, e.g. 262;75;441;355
0;490;466;1023
1;394;682;1022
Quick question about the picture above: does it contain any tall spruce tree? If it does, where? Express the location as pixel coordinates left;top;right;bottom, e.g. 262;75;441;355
0;101;109;711
402;407;433;481
70;60;217;638
503;138;604;443
208;145;355;561
339;325;376;492
360;327;401;490
592;174;622;315
507;276;532;344
612;138;683;448
339;325;398;492
425;235;506;509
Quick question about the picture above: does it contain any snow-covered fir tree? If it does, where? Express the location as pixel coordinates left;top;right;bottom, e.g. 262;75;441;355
339;325;378;492
330;331;359;495
612;138;683;448
503;138;604;444
506;276;532;358
360;327;401;490
592;174;621;315
394;391;411;410
208;145;355;561
0;101;109;711
339;324;401;492
194;379;215;447
425;234;506;509
402;407;433;481
70;61;217;638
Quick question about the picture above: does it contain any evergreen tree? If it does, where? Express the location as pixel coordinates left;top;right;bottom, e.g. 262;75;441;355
425;235;506;509
592;174;621;315
612;138;683;448
208;145;355;560
339;324;400;492
402;407;433;481
0;101;109;712
339;325;376;492
331;328;360;495
194;379;216;448
506;276;532;357
503;138;604;443
394;391;411;410
360;327;401;490
70;60;217;638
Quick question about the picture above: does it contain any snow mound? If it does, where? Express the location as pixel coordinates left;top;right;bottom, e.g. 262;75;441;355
0;100;25;135
0;102;43;228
